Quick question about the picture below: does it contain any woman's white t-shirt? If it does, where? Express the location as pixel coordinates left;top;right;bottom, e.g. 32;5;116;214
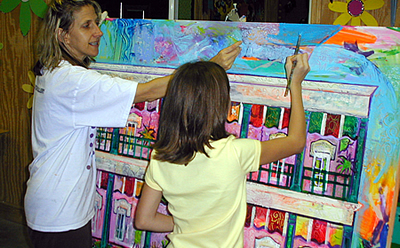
25;61;138;232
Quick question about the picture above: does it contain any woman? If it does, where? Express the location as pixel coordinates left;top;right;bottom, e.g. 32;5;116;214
24;0;241;247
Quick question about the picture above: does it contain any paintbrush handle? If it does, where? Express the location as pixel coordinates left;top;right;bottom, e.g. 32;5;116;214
284;60;297;97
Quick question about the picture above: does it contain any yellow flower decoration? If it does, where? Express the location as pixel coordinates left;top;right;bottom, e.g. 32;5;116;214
329;0;384;26
140;125;156;140
22;70;35;109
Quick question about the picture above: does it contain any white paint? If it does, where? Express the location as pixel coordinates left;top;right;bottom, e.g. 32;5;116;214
91;63;377;118
246;182;362;226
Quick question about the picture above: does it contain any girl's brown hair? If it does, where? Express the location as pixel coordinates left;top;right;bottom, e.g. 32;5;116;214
33;0;101;75
153;61;231;165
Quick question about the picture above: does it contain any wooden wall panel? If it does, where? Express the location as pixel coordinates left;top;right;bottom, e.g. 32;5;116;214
310;0;400;27
0;4;38;222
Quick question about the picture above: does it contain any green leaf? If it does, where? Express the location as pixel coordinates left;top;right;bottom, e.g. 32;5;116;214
20;2;31;36
0;43;3;50
0;0;20;13
340;137;350;151
30;0;48;18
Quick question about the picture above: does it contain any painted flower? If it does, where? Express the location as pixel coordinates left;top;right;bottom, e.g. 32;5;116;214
0;0;48;36
22;70;35;109
329;0;384;26
337;156;355;175
140;125;156;140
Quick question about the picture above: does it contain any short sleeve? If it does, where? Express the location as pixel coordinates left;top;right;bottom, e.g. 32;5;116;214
36;62;139;131
144;158;163;192
70;67;137;128
231;138;261;173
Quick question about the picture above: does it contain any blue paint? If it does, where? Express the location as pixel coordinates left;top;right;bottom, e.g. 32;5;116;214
95;20;400;247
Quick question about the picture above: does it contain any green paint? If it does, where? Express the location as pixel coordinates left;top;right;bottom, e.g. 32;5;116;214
242;59;283;75
340;138;351;152
240;104;251;138
110;128;120;155
343;115;359;140
376;46;400;56
337;156;353;174
308;112;323;134
145;231;152;247
162;240;169;248
196;26;206;34
208;27;232;36
348;118;368;203
134;230;142;245
291;111;311;192
264;107;280;128
101;173;115;248
387;27;400;32
342;225;353;247
285;213;297;248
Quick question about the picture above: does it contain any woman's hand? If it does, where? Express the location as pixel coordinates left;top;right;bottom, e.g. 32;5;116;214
136;41;243;103
210;41;242;70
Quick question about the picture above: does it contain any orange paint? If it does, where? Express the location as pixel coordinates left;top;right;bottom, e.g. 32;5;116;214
242;56;261;61
359;207;378;241
325;28;377;47
358;161;397;241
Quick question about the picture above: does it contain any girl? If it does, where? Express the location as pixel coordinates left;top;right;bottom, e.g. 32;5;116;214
135;55;310;247
24;0;241;247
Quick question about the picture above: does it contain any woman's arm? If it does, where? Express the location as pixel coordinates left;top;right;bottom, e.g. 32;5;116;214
259;53;310;165
135;183;174;232
134;41;242;103
134;75;171;103
210;41;242;70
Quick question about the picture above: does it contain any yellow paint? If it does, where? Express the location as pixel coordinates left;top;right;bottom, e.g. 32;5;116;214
329;224;344;246
295;215;310;239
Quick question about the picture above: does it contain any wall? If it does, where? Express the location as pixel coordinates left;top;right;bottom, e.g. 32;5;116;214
0;3;38;223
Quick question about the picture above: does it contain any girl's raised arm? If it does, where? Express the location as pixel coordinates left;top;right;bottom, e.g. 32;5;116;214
259;53;310;165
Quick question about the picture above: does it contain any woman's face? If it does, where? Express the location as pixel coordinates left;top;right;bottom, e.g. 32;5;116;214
61;5;103;61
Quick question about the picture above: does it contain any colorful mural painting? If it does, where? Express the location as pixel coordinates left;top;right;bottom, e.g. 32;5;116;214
92;19;400;248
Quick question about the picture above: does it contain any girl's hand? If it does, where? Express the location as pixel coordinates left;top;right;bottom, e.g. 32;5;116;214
285;53;310;87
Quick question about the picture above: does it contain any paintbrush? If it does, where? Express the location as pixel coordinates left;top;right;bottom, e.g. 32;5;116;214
284;34;302;97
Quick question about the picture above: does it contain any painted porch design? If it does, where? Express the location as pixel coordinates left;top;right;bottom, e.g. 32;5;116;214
92;63;372;248
91;19;400;248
